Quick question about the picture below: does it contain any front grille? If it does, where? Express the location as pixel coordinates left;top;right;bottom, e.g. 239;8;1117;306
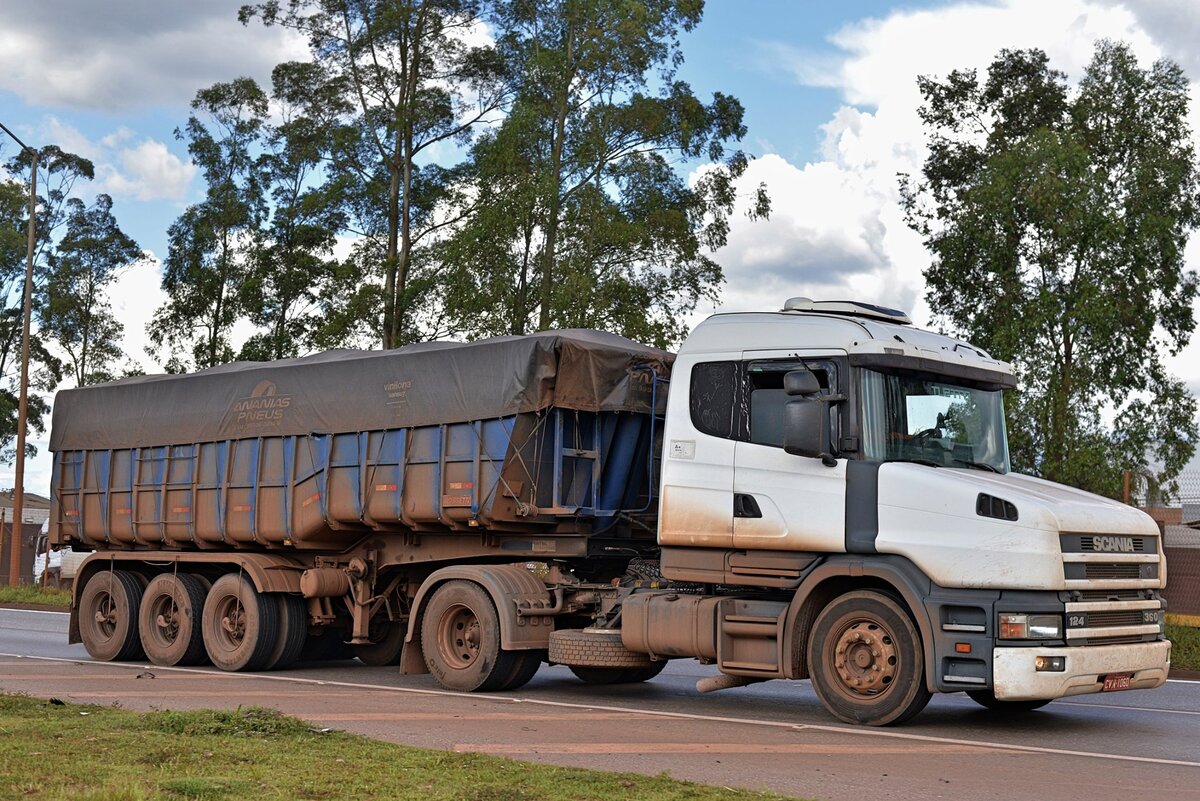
1060;533;1157;554
1084;563;1142;580
1080;535;1145;552
1084;610;1147;627
1077;589;1144;601
1085;634;1151;646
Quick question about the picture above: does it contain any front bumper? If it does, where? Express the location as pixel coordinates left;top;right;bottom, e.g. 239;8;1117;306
992;640;1171;701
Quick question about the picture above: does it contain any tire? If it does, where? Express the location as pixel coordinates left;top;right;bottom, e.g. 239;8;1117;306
966;689;1052;713
807;590;932;726
300;630;353;662
264;594;308;671
201;573;280;672
420;580;526;692
569;661;667;685
548;628;657;669
78;570;145;662
493;649;544;691
354;616;406;667
138;573;208;667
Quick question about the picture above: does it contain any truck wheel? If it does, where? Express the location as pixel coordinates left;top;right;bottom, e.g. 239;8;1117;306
264;594;308;671
201;573;280;672
807;590;932;726
548;628;658;669
966;689;1052;713
569;661;668;685
354;617;406;667
493;649;543;691
300;630;353;662
79;570;145;662
138;573;208;667
421;580;525;692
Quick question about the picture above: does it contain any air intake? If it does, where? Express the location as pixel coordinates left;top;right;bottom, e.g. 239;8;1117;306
976;493;1018;522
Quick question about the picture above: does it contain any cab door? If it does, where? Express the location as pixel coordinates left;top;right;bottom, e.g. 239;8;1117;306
658;355;738;548
732;353;847;552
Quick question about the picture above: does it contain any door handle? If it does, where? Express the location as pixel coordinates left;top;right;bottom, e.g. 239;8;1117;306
734;493;762;518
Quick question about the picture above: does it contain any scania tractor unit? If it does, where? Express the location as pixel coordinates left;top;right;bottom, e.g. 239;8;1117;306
49;298;1170;725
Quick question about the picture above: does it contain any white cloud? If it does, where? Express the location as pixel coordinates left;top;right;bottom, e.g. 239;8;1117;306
35;118;195;202
705;0;1200;393
98;140;197;201
0;2;307;112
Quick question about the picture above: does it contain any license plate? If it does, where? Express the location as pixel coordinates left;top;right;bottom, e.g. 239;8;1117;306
1102;672;1134;692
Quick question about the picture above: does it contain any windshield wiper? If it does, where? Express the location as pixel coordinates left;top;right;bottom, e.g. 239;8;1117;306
953;459;999;473
883;458;941;468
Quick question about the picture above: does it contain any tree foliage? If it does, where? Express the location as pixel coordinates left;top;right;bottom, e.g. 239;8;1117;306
901;41;1199;497
439;0;768;347
242;0;510;347
0;146;95;460
150;79;269;371
40;194;143;385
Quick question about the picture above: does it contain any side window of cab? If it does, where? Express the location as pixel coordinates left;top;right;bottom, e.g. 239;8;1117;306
689;362;739;439
744;360;838;448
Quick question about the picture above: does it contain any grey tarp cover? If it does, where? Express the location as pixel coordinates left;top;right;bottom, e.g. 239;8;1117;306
50;330;675;451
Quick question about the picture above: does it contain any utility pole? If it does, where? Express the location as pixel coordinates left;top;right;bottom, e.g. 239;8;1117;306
0;121;38;586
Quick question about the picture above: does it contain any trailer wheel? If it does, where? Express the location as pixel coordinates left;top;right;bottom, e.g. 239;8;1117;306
264;594;308;671
569;662;667;685
201;573;280;672
966;689;1052;713
138;573;208;667
354;617;405;667
807;590;932;726
421;580;526;692
78;570;145;662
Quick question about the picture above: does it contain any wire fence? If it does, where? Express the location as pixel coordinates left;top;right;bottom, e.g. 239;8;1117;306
1139;471;1200;618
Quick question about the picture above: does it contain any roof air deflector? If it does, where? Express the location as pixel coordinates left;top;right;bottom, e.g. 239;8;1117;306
781;297;912;325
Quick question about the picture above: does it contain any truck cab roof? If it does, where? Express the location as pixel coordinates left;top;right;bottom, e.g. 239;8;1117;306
681;300;1014;386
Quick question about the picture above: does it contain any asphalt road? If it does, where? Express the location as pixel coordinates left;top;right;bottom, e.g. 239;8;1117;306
2;606;1198;801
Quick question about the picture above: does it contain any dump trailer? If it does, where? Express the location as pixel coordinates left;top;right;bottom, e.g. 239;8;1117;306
52;302;1171;725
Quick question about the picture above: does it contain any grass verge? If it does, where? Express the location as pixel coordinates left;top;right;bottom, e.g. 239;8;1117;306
0;694;799;801
1167;622;1200;672
0;584;71;608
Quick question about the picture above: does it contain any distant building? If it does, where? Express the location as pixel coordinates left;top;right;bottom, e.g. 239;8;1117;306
0;488;50;525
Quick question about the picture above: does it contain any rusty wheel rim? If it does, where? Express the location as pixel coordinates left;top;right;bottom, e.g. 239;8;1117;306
148;592;182;647
213;594;247;652
91;590;118;641
828;617;899;699
436;603;482;670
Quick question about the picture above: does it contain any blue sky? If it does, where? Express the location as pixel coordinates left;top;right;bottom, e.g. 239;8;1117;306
1;0;1199;491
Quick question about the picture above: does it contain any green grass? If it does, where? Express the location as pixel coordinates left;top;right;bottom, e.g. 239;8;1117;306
1167;622;1200;672
0;584;71;607
0;694;800;801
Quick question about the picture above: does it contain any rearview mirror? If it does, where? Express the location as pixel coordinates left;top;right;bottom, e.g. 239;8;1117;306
783;396;831;461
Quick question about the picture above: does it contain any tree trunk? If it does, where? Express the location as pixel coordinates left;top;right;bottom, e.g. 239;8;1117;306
537;18;574;332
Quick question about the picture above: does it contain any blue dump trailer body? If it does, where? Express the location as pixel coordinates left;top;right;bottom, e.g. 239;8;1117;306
52;408;661;552
50;331;672;561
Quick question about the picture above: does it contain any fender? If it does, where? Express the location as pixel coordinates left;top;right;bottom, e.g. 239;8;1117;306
782;554;938;692
400;564;553;675
67;551;304;644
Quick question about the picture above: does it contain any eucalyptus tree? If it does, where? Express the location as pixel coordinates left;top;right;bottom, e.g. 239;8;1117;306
441;0;768;347
242;0;511;347
901;42;1199;497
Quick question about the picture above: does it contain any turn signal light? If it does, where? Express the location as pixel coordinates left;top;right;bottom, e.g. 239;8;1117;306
955;643;972;653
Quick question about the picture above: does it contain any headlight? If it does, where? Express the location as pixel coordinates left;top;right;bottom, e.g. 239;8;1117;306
998;613;1063;640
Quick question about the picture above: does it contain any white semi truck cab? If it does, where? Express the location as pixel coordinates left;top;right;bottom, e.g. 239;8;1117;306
614;298;1169;724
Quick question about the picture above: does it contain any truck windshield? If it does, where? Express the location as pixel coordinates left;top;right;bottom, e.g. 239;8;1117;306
860;369;1009;473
